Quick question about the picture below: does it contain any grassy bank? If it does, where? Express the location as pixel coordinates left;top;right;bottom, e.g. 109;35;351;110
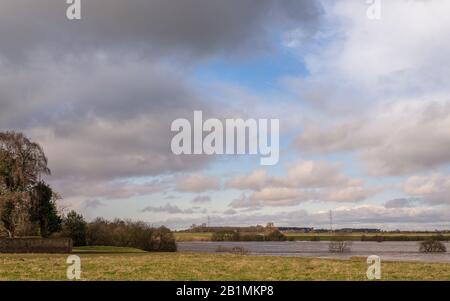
1;251;449;280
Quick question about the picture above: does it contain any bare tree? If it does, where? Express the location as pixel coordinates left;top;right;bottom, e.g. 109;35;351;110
419;238;447;253
0;132;52;237
329;240;352;253
0;132;50;191
329;233;353;253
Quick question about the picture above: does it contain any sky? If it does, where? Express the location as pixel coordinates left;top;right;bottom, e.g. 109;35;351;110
2;0;450;230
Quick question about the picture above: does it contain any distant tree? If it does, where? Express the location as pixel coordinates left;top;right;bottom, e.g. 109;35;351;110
62;211;87;246
266;230;287;241
155;226;177;252
266;222;275;230
211;231;241;241
29;182;62;237
329;239;352;253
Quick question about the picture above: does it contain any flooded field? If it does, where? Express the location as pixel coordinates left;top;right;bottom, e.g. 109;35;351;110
177;241;450;263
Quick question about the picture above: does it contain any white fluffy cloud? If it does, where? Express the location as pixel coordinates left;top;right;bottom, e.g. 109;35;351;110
404;173;450;205
296;98;450;176
228;160;377;208
291;1;450;175
225;170;268;191
176;174;221;193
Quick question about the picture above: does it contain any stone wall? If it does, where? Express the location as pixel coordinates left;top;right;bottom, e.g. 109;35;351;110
0;238;72;253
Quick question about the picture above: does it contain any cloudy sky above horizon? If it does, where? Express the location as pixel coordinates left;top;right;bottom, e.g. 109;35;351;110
2;0;450;230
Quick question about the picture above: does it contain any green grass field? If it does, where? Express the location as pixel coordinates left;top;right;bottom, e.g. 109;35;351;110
175;232;214;241
0;247;449;280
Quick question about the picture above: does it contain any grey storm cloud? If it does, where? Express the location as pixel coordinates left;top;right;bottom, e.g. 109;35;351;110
84;199;105;209
0;0;323;201
10;57;213;183
191;196;212;204
0;0;323;62
141;203;207;215
384;198;419;209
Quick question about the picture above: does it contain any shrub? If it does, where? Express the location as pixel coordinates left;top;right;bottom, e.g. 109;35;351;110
266;230;287;241
231;246;249;255
329;240;352;253
85;218;176;252
419;238;447;253
154;226;177;252
215;245;249;255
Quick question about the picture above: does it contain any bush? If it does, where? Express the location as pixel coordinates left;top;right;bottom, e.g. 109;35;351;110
211;231;240;241
310;236;321;242
329;240;352;253
266;230;287;241
419;239;447;253
215;245;249;255
85;218;176;252
154;226;177;252
231;246;249;255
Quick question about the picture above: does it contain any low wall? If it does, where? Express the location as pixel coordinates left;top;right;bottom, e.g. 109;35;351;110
0;238;72;253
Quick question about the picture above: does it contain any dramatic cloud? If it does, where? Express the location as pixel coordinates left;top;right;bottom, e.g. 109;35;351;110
286;0;450;111
0;0;323;62
53;178;169;201
0;54;215;190
0;0;325;205
2;0;449;228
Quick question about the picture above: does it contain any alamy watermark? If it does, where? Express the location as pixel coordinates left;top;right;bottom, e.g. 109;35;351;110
366;255;382;280
67;255;81;280
171;111;279;166
367;0;382;20
66;0;81;20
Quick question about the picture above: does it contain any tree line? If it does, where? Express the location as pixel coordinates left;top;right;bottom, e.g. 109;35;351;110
0;131;176;252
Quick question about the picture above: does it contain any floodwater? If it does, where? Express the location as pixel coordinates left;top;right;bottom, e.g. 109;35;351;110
177;241;450;263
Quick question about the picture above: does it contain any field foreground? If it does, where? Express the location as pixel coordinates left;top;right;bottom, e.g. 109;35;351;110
1;250;450;280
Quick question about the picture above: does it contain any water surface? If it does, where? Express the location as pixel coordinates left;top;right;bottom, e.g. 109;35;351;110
177;241;450;263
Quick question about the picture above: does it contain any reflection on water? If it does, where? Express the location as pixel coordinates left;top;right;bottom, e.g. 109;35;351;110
177;241;450;263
